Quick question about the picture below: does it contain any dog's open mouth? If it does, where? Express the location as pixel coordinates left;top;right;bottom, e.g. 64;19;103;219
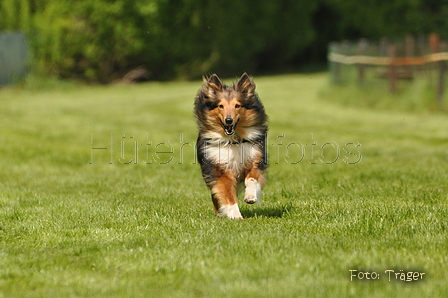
222;119;239;135
224;125;235;135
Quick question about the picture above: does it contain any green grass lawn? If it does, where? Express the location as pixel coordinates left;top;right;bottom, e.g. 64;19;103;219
0;73;447;297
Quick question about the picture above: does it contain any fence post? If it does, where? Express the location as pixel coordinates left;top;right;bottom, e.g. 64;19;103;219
329;42;340;84
405;35;415;77
379;37;388;57
388;45;397;93
429;33;444;105
357;38;368;84
439;61;446;106
417;35;427;74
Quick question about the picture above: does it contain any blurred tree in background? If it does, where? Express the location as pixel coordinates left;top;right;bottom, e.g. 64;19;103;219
0;0;447;82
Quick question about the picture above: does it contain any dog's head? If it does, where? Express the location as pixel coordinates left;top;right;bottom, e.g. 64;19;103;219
196;73;262;136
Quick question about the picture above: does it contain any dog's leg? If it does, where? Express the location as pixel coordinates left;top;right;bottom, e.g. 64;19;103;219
244;167;265;205
216;204;242;220
210;173;242;219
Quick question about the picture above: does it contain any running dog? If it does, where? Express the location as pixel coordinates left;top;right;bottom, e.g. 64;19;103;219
194;73;268;219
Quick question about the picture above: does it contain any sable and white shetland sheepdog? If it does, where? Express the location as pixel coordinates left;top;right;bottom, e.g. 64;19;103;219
194;73;268;219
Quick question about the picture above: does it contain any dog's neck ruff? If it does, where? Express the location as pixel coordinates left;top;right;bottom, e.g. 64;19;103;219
230;134;250;144
202;131;250;145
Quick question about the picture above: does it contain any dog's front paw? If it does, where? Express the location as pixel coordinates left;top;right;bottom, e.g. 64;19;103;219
217;204;243;220
243;193;258;204
244;178;261;204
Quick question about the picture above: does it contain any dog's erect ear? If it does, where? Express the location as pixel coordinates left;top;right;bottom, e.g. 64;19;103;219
236;73;256;95
202;74;223;98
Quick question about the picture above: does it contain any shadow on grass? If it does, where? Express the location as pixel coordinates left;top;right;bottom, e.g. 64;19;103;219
241;203;293;218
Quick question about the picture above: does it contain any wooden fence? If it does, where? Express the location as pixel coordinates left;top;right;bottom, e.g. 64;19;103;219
328;33;448;105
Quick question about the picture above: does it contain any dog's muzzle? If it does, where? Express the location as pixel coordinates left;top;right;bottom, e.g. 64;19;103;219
222;118;238;135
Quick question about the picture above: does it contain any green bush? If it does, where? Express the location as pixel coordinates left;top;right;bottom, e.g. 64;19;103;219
1;0;319;82
1;0;448;82
31;1;157;82
0;0;31;31
154;0;317;78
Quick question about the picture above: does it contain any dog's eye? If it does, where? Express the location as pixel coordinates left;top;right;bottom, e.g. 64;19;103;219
218;105;224;109
235;104;241;108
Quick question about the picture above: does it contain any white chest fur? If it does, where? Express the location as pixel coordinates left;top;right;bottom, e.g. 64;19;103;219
204;140;256;174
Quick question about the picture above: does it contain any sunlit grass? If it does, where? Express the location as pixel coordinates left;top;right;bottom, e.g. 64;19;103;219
0;73;447;297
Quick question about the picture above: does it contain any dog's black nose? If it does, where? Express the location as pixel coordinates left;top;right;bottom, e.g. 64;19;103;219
225;118;233;125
